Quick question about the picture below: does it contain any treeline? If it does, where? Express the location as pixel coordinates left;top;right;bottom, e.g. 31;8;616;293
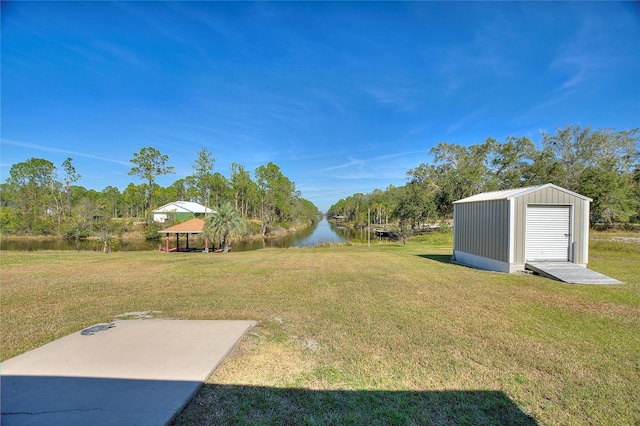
328;125;639;231
0;146;320;237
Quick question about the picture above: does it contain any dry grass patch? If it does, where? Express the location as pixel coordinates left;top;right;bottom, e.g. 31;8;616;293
1;240;639;425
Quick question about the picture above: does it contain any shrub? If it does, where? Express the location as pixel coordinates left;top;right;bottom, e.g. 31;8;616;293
144;220;162;240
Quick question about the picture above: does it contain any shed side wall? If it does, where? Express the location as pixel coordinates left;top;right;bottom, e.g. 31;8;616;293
454;200;510;262
513;187;588;264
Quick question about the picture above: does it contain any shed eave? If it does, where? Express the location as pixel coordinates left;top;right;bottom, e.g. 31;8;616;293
453;187;530;203
506;183;592;202
453;183;593;204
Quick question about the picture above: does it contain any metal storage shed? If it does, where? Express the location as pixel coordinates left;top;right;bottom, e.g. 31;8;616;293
452;184;592;273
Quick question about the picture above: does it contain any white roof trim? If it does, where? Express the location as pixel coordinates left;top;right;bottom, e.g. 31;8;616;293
152;200;214;214
453;183;592;204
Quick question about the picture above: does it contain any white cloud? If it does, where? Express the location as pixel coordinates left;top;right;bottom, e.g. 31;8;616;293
93;41;145;67
1;139;130;166
447;107;488;135
322;158;365;172
365;87;422;111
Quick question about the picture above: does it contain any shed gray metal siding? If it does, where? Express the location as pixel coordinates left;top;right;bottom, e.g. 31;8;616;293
512;187;588;264
454;199;510;262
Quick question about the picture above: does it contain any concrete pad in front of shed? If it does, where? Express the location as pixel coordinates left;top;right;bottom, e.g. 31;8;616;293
1;319;256;426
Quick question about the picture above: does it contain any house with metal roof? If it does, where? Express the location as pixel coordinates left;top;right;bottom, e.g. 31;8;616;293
152;201;214;223
452;183;592;273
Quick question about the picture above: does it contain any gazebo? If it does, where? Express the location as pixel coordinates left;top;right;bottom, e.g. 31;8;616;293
158;218;209;252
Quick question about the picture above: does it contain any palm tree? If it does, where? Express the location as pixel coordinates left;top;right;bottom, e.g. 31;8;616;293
203;202;246;253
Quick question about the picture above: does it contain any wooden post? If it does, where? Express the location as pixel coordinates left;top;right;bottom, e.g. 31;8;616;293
165;234;169;253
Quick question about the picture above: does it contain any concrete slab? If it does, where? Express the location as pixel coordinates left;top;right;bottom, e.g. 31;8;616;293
1;319;256;426
525;262;623;284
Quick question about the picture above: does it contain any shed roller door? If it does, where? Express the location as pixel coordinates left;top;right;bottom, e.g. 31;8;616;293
526;205;570;261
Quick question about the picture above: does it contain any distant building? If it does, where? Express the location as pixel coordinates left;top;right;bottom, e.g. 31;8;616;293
151;201;214;223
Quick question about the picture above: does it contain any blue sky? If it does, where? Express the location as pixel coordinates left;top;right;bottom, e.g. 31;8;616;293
2;1;639;212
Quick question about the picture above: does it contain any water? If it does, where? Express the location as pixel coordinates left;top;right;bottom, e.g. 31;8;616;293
217;217;356;251
293;218;347;246
0;217;366;252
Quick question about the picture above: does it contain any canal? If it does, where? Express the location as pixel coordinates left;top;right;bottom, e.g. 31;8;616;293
0;217;371;252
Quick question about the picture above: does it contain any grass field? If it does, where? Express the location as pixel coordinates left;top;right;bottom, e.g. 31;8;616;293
1;235;639;425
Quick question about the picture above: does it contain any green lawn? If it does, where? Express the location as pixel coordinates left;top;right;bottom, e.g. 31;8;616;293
1;237;638;425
